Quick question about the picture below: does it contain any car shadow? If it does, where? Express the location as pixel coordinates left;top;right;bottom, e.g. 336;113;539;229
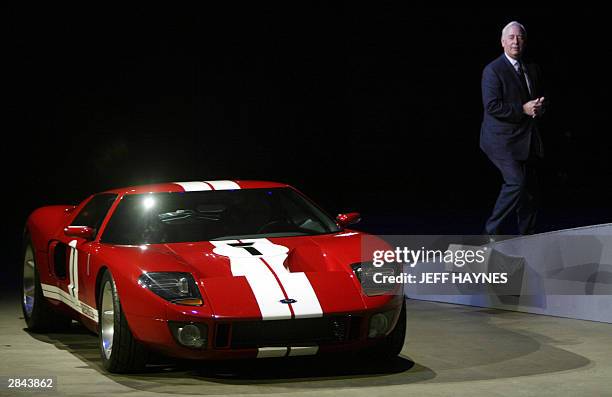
22;300;596;395
25;322;436;394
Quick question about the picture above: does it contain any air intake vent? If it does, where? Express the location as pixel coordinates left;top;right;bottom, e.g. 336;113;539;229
230;316;356;349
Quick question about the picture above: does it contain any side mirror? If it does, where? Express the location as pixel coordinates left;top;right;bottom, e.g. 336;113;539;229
336;212;361;227
64;226;95;240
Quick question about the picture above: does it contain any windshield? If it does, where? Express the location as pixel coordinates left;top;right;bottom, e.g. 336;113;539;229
100;188;341;244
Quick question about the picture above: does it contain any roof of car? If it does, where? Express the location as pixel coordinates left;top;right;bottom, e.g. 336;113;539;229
103;180;290;195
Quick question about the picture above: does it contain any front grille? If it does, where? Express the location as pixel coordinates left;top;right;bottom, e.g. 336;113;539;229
222;316;359;349
215;323;231;348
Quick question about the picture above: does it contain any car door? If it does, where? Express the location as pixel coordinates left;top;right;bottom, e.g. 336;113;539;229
47;193;117;322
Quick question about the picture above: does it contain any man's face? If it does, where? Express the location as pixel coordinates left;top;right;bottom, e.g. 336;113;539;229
501;25;526;59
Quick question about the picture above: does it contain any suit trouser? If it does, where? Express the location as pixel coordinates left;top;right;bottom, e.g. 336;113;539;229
485;154;540;235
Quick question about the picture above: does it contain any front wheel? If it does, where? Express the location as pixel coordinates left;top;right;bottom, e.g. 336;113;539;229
98;270;148;373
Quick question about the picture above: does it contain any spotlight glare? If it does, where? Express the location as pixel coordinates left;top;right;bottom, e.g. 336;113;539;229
143;197;155;209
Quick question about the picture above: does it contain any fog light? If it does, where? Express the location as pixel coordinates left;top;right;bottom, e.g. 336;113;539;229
369;313;390;338
178;325;203;347
168;322;208;349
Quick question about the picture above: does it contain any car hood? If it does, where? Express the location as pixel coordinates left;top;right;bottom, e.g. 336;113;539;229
109;232;383;319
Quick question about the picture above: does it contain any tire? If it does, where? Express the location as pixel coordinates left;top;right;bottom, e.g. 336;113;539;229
21;236;72;332
366;301;407;359
98;269;148;373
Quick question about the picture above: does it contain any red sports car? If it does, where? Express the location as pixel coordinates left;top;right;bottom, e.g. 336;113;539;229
22;180;405;373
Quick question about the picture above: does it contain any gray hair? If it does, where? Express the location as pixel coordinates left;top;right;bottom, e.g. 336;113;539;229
501;21;526;38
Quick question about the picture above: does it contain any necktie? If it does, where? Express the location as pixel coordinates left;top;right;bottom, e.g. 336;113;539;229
516;62;532;98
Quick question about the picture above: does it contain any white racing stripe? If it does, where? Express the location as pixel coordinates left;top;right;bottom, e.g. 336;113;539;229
41;283;98;322
256;346;319;358
174;182;213;191
174;180;241;191
257;347;288;358
67;240;78;300
264;252;323;319
206;180;240;190
52;239;96;321
211;238;323;320
288;346;319;356
211;240;292;320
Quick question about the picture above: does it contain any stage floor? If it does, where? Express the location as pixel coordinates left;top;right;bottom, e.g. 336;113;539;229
1;296;611;396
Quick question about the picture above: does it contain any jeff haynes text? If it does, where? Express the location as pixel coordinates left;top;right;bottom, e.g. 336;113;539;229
374;272;509;284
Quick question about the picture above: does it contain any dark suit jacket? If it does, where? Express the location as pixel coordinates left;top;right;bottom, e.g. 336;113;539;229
480;54;544;161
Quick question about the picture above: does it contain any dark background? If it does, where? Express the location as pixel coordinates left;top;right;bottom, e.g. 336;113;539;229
4;5;611;277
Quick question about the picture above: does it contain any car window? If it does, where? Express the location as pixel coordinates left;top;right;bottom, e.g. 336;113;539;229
70;193;118;236
101;188;340;245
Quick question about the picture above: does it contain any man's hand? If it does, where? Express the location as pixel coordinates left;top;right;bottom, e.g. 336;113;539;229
523;97;545;118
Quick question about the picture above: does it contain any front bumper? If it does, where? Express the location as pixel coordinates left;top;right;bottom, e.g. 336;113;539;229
125;295;404;360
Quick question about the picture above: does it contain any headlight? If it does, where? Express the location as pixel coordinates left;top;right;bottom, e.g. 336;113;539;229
351;262;399;296
138;272;203;305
